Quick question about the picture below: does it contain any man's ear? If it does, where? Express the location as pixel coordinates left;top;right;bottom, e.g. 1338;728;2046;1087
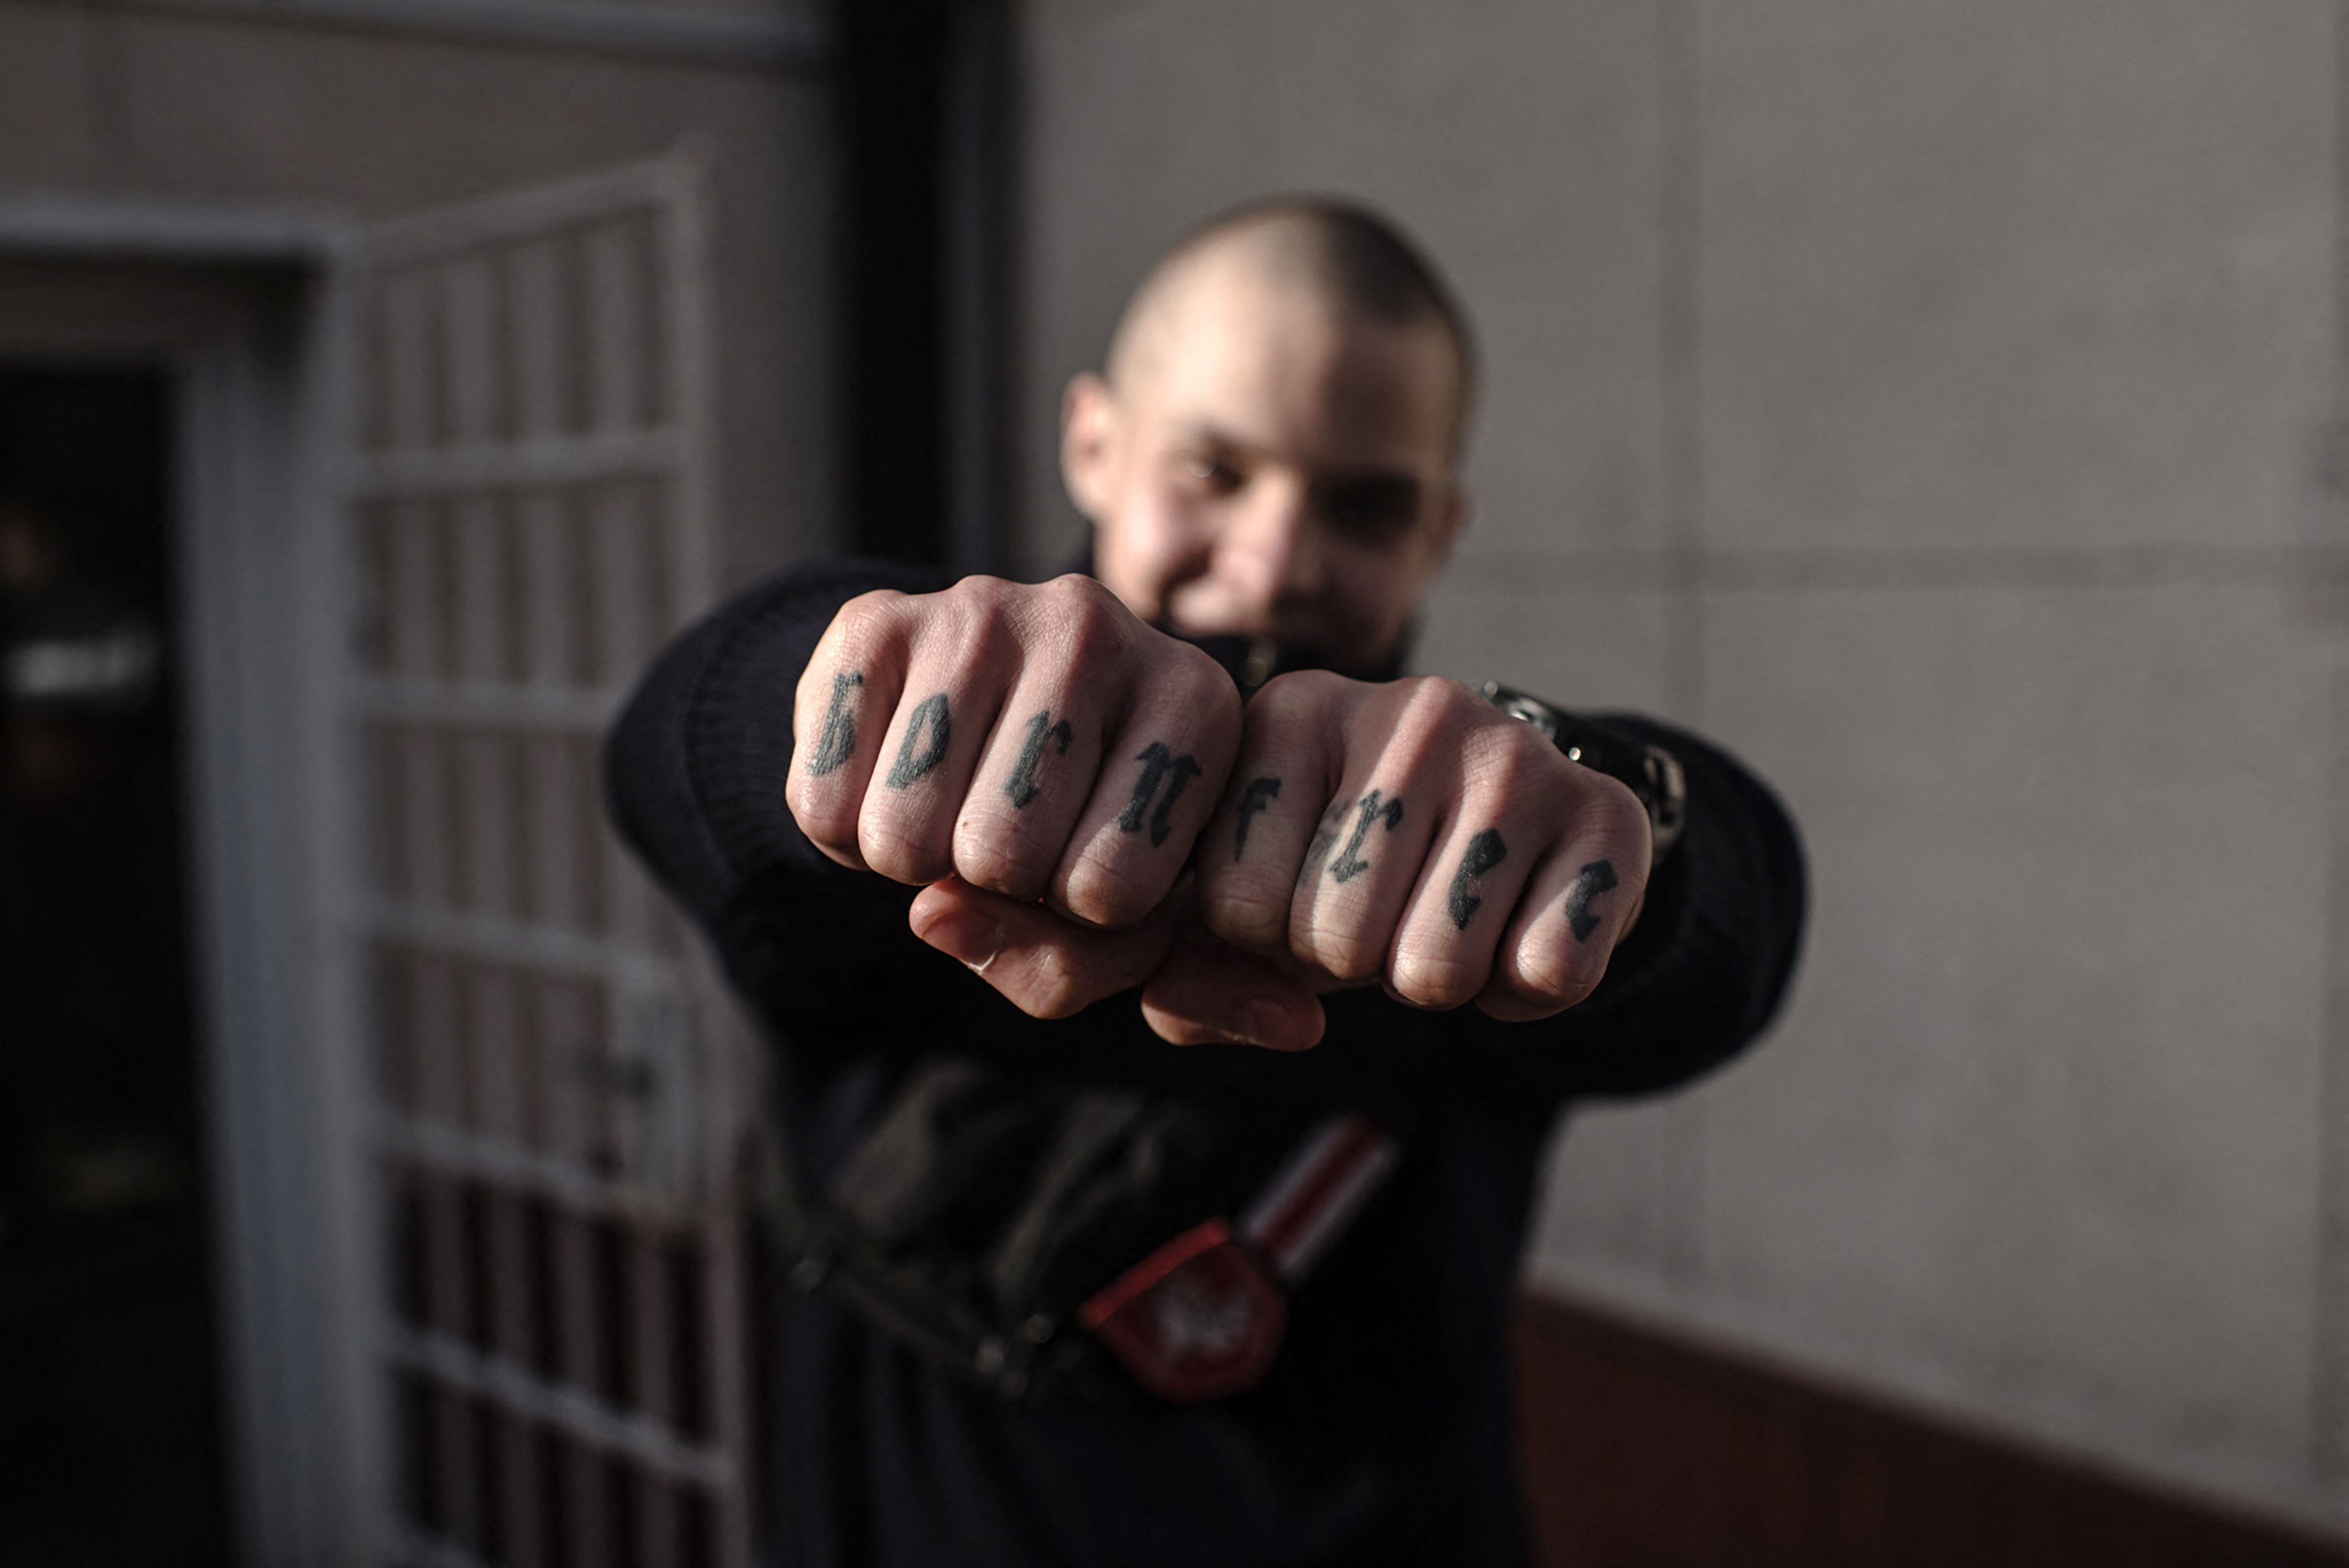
1060;372;1121;523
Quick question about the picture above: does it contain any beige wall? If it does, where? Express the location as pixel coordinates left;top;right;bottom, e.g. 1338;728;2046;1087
1013;0;2348;1534
0;0;839;583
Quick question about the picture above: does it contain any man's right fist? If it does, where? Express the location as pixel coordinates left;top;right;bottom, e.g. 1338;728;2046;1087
786;574;1243;928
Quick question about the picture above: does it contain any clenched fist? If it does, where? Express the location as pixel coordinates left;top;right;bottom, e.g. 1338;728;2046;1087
790;579;1650;1049
786;573;1241;926
1190;672;1651;1024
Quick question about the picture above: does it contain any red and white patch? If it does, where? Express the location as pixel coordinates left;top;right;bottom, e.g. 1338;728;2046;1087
1078;1115;1398;1402
1076;1219;1286;1404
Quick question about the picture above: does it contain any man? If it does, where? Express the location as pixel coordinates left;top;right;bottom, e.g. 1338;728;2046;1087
607;199;1805;1566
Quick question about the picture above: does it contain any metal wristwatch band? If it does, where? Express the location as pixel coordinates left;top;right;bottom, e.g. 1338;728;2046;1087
1480;681;1687;861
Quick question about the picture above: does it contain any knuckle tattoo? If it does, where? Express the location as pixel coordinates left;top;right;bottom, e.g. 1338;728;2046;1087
1327;789;1405;884
884;694;952;790
1116;741;1202;849
805;669;864;776
1561;858;1621;943
1233;776;1281;859
1002;709;1074;808
1446;828;1507;930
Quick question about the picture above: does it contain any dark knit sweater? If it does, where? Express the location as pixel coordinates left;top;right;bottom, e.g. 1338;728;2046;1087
603;557;1807;1568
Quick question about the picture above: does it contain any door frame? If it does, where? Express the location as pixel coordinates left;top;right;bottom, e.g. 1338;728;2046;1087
0;201;379;1566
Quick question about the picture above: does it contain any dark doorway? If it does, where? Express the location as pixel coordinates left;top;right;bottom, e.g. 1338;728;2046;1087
0;367;231;1564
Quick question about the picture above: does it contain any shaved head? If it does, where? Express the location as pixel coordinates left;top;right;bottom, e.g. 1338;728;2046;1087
1063;196;1476;671
1105;198;1477;457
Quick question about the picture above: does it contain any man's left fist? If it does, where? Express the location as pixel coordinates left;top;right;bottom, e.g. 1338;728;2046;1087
1193;672;1652;1022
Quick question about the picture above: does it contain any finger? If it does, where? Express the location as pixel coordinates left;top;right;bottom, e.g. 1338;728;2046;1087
1478;782;1652;1021
1196;669;1350;951
948;583;1137;899
786;590;913;870
1138;941;1324;1051
1286;771;1436;983
1384;812;1544;1010
909;875;1179;1020
1048;644;1242;928
1273;679;1455;983
856;615;1016;886
1381;717;1566;1008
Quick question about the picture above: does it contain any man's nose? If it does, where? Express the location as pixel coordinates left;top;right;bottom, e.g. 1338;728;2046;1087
1218;478;1323;624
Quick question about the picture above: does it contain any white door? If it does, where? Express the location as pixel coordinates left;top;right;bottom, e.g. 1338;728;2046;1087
343;154;756;1568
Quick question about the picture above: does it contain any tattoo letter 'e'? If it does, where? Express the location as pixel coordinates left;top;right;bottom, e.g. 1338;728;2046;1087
806;670;862;776
1447;828;1508;930
1561;859;1620;942
884;694;952;789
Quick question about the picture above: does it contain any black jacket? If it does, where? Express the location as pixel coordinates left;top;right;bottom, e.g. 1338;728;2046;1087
604;557;1807;1568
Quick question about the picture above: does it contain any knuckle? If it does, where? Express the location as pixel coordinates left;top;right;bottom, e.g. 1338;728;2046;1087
1396;674;1477;729
827;587;911;654
1022;944;1086;1020
1251;667;1343;722
1512;939;1605;1012
1571;776;1653;869
953;817;1055;900
1460;709;1556;784
1058;850;1158;930
857;810;950;886
1293;910;1384;984
1389;948;1483;1011
1167;652;1243;739
1199;871;1291;950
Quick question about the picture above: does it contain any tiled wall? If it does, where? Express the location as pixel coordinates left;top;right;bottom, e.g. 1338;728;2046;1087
1010;0;2349;1534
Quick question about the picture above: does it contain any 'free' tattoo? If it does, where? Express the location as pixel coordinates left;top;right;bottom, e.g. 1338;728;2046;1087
884;693;952;788
1118;741;1202;849
1328;789;1404;884
1446;828;1508;929
1003;710;1073;808
1562;859;1620;941
1233;776;1282;860
806;670;862;776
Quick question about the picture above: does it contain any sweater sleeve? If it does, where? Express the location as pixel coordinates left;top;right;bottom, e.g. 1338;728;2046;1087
1431;712;1808;1121
602;556;953;1052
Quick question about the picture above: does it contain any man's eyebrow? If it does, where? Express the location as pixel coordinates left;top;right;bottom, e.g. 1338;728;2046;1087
1169;421;1251;453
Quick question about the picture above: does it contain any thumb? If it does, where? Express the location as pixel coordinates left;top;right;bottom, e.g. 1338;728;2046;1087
910;875;1180;1020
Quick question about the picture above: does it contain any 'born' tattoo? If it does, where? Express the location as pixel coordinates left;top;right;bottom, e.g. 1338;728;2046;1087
1328;789;1405;884
884;693;952;788
1561;859;1620;941
1234;776;1282;860
1003;710;1074;808
806;670;862;776
1447;828;1508;930
1117;741;1202;848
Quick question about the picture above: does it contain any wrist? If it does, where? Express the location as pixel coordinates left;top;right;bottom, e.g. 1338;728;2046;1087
1479;682;1686;862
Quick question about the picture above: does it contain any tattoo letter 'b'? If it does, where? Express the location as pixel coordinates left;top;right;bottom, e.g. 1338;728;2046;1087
806;670;862;776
